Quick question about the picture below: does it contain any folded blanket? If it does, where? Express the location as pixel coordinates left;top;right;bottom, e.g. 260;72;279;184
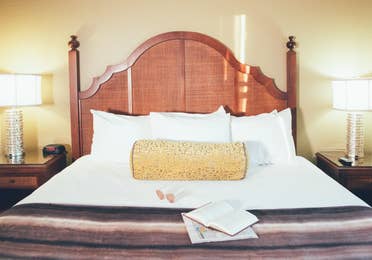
0;204;371;259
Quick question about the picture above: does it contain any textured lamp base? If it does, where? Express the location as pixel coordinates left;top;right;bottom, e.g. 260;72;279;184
346;112;364;159
3;108;24;158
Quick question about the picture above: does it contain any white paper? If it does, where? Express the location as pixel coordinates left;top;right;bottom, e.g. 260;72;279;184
210;209;258;236
182;214;258;244
185;201;234;225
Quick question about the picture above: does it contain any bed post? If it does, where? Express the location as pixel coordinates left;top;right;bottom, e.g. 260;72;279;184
286;36;297;147
68;35;81;161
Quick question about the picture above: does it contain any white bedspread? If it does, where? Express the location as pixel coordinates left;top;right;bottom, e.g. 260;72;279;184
19;155;369;209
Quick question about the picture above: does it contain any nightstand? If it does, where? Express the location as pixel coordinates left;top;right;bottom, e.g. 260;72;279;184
316;151;372;205
0;151;66;211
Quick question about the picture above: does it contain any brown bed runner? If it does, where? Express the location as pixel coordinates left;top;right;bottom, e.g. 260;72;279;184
0;204;371;259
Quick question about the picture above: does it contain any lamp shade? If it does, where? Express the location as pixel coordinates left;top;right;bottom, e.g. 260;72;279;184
332;79;372;111
0;74;41;107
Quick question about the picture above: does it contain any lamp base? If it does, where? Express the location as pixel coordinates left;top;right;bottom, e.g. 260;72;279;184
2;108;24;158
5;154;25;164
346;112;364;159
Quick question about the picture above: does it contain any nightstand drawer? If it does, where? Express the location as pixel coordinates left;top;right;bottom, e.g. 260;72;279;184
344;175;372;190
0;176;38;189
316;151;372;205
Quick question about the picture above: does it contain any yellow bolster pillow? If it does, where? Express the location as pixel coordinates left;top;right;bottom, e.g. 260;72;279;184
130;140;248;180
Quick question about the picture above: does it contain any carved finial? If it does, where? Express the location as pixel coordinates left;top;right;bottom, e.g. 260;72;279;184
286;36;296;51
68;35;80;50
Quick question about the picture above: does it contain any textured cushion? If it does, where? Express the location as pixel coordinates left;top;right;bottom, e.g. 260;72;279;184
131;140;247;180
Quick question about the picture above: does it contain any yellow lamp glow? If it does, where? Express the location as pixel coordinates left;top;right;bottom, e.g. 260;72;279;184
0;74;41;160
332;79;372;158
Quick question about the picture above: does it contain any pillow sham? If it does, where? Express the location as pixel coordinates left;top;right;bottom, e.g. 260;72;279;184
244;141;269;166
231;110;294;164
131;140;247;180
90;110;151;163
150;106;231;142
276;108;296;159
153;105;226;117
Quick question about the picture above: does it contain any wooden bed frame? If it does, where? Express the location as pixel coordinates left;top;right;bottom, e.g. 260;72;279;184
68;31;297;161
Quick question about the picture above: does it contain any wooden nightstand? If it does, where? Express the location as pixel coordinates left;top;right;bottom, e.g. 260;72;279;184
316;151;372;205
0;151;66;211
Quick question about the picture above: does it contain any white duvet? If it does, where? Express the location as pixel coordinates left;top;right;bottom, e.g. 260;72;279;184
19;155;368;209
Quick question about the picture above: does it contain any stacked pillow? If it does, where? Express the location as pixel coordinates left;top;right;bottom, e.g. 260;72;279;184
149;106;230;143
90;110;151;163
231;109;296;165
90;106;296;166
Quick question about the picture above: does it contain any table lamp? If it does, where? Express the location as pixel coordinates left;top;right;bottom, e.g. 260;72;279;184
0;74;41;159
332;79;372;159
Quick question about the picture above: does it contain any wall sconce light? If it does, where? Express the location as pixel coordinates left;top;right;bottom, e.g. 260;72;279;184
0;74;41;160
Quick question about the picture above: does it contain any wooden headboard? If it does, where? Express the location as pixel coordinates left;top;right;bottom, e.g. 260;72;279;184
68;31;297;161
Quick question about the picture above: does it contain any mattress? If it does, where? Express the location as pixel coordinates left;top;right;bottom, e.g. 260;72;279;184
18;155;368;209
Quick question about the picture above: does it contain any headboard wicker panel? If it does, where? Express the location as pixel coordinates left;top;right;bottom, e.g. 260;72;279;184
68;32;297;161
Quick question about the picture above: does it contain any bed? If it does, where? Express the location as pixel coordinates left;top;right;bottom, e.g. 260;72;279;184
0;31;371;259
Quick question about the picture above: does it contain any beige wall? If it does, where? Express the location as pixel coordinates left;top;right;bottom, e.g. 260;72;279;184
0;0;371;161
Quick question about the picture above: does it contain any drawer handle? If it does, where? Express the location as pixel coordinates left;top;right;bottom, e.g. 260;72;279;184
9;179;16;184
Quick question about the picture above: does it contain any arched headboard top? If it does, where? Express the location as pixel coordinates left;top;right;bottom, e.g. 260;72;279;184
79;31;286;101
68;31;297;160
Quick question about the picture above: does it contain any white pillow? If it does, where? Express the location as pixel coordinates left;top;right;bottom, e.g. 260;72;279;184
276;108;296;158
231;110;295;164
150;106;231;142
90;110;151;163
244;141;269;166
152;105;226;117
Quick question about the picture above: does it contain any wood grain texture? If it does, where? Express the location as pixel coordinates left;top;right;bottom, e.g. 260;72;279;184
316;151;372;205
185;40;236;113
131;40;185;114
287;49;297;145
0;153;66;189
68;49;81;161
80;70;129;155
68;32;297;158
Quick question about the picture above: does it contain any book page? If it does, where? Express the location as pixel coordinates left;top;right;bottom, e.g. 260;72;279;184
182;214;258;244
185;201;234;226
210;210;258;236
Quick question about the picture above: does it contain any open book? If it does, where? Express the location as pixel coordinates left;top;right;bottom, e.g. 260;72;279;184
181;214;258;244
183;201;258;236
